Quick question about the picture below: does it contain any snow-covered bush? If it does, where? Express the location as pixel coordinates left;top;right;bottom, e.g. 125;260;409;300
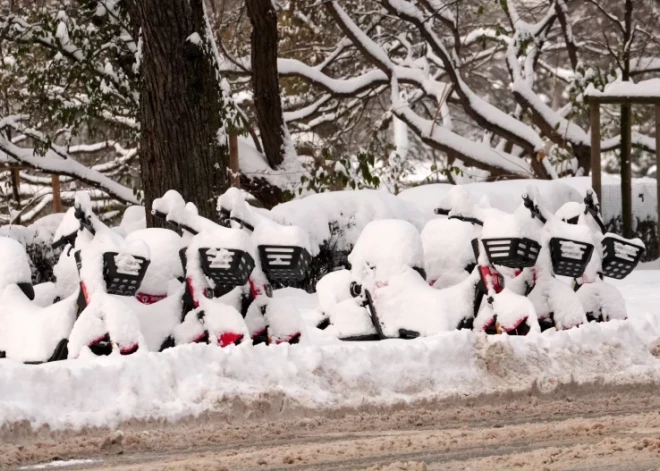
0;215;64;284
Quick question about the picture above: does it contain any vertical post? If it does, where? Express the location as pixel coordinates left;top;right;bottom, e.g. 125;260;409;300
11;168;20;225
590;103;602;204
229;134;240;189
51;174;62;213
10;169;20;206
655;105;660;257
621;103;633;238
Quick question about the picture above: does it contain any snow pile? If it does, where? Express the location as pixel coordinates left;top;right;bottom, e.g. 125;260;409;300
2;269;660;431
348;219;424;282
271;190;430;255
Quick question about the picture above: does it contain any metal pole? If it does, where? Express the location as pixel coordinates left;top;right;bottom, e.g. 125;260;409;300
51;174;62;213
655;105;660;257
229;134;240;189
590;103;602;204
621;103;633;238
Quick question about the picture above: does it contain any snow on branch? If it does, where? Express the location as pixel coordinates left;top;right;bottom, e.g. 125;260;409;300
324;1;533;178
0;116;138;205
380;0;546;156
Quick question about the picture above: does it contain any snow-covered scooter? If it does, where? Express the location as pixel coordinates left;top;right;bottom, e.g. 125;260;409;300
556;191;645;321
153;189;305;345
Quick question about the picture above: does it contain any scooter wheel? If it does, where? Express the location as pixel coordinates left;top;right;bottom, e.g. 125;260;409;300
350;282;362;298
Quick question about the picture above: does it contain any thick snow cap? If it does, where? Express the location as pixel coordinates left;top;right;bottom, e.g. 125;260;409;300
120;206;147;234
152;190;187;223
555;201;582;223
422;218;476;284
0;236;32;288
349;219;424;282
126;228;183;295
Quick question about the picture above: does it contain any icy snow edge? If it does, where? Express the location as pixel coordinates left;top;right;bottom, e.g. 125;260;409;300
2;316;660;432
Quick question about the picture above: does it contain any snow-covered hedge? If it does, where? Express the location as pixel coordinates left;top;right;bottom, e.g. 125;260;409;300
0;214;64;284
399;177;659;260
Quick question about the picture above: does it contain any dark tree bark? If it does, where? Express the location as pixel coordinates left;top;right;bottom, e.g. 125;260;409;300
245;0;286;169
620;0;634;237
129;0;229;225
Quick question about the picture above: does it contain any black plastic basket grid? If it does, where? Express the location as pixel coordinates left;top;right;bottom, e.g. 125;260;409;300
102;252;150;297
258;245;312;283
481;237;541;269
601;236;645;280
199;247;255;288
549;237;594;278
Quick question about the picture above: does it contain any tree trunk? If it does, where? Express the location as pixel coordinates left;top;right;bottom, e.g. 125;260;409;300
130;0;229;225
245;0;286;169
621;0;634;238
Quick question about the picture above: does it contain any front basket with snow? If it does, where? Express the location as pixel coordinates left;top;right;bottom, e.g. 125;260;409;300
258;245;312;284
549;238;594;278
481;237;541;269
102;252;150;296
199;248;255;287
601;236;644;279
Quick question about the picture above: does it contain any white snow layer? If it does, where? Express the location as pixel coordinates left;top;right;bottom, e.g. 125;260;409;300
586;78;660;98
398;178;583;217
271;190;429;255
2;270;660;431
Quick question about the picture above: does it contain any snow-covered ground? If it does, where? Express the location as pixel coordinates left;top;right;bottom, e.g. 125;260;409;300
1;270;659;432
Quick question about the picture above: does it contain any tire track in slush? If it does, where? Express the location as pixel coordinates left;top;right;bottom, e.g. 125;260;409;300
6;381;660;471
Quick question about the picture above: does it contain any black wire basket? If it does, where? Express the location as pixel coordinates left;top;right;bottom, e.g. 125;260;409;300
601;236;645;279
102;252;150;296
199;247;255;287
481;237;541;269
549;237;594;278
258;245;312;284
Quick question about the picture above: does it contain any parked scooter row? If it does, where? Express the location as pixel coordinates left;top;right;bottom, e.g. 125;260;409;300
315;187;644;340
0;189;313;363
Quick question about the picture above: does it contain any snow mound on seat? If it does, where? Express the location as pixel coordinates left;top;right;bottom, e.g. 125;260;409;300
371;269;479;337
422;218;476;287
0;287;77;363
120;206;146;234
349;219;424;283
126;229;183;296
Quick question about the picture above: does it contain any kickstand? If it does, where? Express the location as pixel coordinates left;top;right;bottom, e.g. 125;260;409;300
363;290;387;340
